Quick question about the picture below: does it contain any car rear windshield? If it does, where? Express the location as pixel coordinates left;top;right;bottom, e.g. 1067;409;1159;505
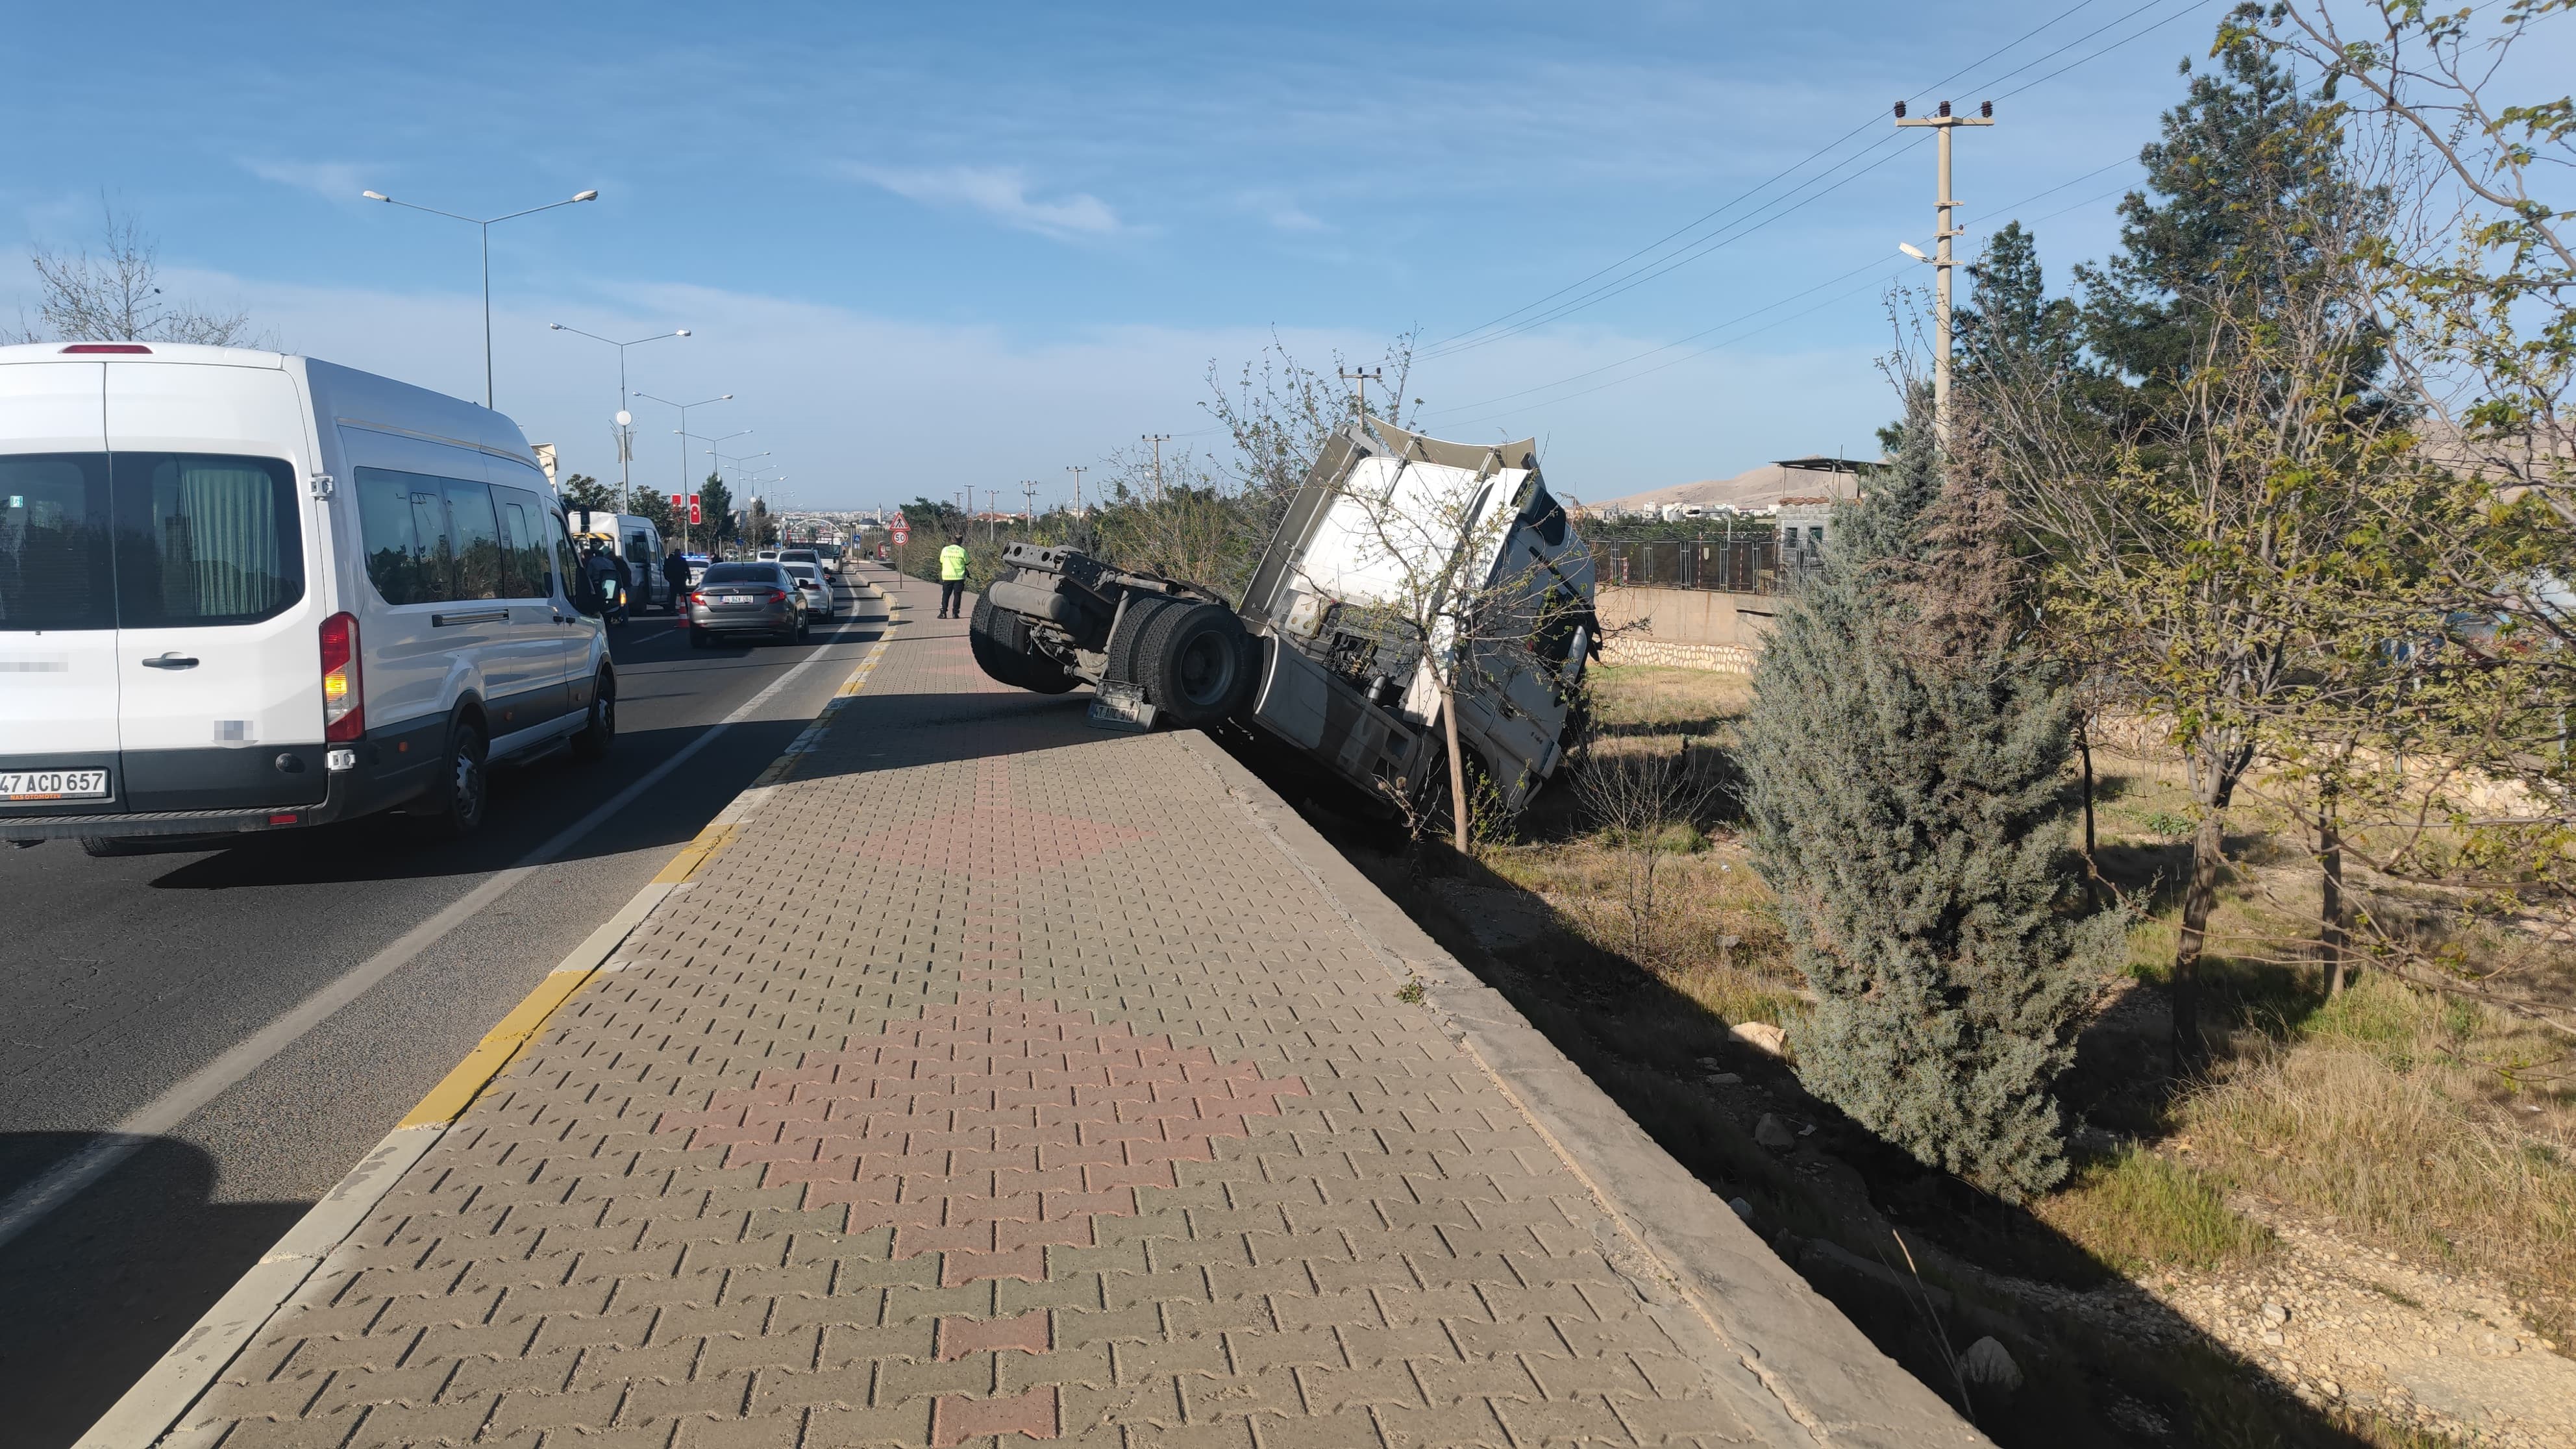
700;564;775;584
1;451;303;631
784;564;821;581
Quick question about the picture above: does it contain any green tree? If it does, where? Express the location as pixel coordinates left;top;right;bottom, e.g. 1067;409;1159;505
1739;397;2120;1202
631;487;676;543
2075;34;2364;423
697;473;732;545
1958;221;2083;384
560;473;615;512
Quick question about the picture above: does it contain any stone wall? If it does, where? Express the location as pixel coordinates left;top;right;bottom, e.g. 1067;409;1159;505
1595;584;1775;675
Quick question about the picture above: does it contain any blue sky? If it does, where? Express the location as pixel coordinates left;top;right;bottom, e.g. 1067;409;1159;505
3;0;2327;509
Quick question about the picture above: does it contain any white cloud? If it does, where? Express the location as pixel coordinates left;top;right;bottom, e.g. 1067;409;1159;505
844;163;1126;240
1233;190;1328;233
239;158;374;202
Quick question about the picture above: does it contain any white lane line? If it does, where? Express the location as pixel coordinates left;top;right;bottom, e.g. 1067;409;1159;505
0;625;873;1253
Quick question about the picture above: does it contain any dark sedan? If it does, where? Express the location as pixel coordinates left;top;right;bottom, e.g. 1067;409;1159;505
688;562;809;646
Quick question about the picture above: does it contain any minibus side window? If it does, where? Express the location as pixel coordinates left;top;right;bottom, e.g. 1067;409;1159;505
443;479;504;601
0;454;114;631
492;487;549;601
356;467;432;604
408;489;456;601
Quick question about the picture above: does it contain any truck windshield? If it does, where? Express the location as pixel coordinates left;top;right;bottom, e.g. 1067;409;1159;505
1;451;303;630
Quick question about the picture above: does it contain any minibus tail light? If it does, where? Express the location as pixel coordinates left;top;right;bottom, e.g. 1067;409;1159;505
320;612;364;741
61;343;152;354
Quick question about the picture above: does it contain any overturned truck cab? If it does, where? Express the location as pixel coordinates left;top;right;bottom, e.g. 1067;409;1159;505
967;421;1598;815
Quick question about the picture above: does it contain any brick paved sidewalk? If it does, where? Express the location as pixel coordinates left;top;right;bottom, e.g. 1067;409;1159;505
173;579;1975;1448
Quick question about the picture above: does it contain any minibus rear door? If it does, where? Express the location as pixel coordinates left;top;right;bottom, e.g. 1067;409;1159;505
105;363;327;813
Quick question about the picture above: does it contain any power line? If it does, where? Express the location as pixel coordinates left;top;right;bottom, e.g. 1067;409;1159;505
1423;0;2116;358
1421;149;2148;426
1421;0;2222;364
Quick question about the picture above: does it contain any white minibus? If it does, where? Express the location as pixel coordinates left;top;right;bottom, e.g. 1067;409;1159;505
0;343;617;850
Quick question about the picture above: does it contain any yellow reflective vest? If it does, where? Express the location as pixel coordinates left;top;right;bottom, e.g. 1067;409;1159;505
939;544;968;581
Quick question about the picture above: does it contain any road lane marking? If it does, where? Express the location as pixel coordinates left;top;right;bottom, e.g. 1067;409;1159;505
0;606;877;1256
70;586;902;1449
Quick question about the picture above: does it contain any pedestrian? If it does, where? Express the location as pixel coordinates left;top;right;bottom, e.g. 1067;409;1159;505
663;546;690;613
938;532;968;619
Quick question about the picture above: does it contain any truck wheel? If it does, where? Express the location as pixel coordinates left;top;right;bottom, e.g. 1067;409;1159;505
969;590;1078;694
1139;601;1254;726
1105;595;1188;686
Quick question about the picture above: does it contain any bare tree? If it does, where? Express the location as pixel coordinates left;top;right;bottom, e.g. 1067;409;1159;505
11;199;273;348
1572;730;1718;960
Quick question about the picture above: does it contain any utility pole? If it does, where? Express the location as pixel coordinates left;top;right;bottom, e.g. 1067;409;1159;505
1141;434;1170;502
1337;368;1382;428
982;488;1001;544
1894;99;1993;449
1021;480;1037;530
1065;465;1085;515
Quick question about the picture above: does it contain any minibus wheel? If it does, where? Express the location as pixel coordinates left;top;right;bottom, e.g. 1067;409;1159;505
419;715;489;839
571;671;617;762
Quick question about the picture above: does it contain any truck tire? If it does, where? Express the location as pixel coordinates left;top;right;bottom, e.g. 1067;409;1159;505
969;589;1079;694
1137;601;1254;727
1105;595;1188;686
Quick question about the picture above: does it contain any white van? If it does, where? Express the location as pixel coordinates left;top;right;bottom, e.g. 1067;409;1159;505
565;508;669;610
0;343;616;850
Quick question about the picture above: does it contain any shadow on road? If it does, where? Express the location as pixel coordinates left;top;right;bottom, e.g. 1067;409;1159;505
0;1133;303;1449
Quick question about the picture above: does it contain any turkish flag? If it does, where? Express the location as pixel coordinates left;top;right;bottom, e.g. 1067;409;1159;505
688;504;702;524
670;493;684;508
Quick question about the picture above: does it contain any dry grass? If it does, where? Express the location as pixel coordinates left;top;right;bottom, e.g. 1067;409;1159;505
2175;980;2576;1336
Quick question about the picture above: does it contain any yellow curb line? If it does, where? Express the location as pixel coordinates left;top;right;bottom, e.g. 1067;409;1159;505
395;589;900;1133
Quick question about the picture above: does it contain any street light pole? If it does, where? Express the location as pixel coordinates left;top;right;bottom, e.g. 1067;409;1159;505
636;391;733;554
361;187;600;409
551;325;689;510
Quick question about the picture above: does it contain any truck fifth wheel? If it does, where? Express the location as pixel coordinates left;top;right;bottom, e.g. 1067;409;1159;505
965;421;1600;817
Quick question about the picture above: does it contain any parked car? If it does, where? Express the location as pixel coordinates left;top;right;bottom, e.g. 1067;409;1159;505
688;562;807;645
782;561;835;619
0;343;617;852
682;552;712;586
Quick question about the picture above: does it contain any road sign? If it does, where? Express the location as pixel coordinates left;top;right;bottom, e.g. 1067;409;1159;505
890;522;910;545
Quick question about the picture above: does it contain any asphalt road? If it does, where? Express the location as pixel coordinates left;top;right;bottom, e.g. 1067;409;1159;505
0;574;898;1447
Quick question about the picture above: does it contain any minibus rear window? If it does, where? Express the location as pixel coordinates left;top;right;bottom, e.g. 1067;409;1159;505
1;451;300;630
112;453;303;626
0;454;114;631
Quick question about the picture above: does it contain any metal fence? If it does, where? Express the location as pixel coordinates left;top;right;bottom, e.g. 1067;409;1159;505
1589;536;1813;595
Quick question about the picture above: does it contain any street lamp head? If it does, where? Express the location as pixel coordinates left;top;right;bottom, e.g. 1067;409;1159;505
720;393;733;400
573;190;600;203
362;190;389;201
615;410;633;427
549;322;565;330
1898;242;1930;262
675;328;691;338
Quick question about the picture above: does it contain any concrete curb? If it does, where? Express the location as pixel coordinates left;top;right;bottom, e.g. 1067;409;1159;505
85;588;901;1449
1174;731;1990;1448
